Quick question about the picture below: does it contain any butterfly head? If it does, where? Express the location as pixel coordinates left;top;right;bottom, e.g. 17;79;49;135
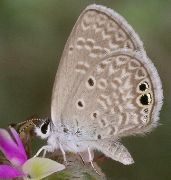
34;118;52;139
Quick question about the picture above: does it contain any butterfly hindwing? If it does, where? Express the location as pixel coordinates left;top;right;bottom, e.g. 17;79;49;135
62;49;162;140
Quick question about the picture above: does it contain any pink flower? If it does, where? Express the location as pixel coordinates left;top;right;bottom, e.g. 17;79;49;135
0;128;65;179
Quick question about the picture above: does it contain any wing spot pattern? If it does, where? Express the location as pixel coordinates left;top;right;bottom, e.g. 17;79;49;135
86;76;96;89
97;78;108;90
81;11;96;30
115;55;129;66
100;94;112;106
96;59;111;73
115;29;127;42
75;61;90;74
76;37;85;49
97;98;108;110
76;99;85;110
101;20;118;40
88;78;94;86
98;117;108;127
85;38;95;50
128;59;141;70
139;93;152;106
97;62;106;72
135;68;147;80
124;40;134;49
76;37;108;58
93;14;108;33
139;81;149;92
89;46;107;58
80;9;136;55
143;115;148;123
90;111;100;120
144;108;148;113
97;93;113;111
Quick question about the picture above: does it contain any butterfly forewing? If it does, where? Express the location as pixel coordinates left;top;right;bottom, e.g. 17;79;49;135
51;4;147;126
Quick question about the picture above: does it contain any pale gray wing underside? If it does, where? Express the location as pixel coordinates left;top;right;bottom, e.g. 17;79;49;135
51;4;147;126
60;49;163;140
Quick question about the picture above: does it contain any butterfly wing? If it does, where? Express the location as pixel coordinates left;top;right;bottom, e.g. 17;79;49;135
51;4;146;127
64;49;163;140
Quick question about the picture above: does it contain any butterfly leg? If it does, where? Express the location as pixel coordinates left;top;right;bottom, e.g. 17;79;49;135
78;153;85;165
59;143;67;164
88;147;100;176
79;149;94;164
34;145;53;157
34;146;44;157
42;148;47;158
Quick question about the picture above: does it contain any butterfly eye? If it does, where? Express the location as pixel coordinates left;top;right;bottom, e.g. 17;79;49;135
139;81;149;91
41;121;50;134
140;93;152;106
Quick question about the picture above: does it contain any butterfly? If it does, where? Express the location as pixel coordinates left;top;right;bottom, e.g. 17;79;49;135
33;4;163;168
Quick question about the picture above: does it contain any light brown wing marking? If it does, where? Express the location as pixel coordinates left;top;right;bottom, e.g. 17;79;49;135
75;61;90;74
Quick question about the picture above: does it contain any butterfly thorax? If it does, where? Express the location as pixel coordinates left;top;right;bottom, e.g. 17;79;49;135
47;124;89;153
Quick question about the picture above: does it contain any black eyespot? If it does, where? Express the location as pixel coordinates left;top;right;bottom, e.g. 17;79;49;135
88;78;94;86
140;93;152;105
93;112;97;118
139;81;149;91
41;121;49;134
97;134;101;139
78;101;83;107
139;84;146;91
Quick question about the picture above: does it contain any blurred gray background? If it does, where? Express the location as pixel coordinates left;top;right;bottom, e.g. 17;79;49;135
0;0;170;179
